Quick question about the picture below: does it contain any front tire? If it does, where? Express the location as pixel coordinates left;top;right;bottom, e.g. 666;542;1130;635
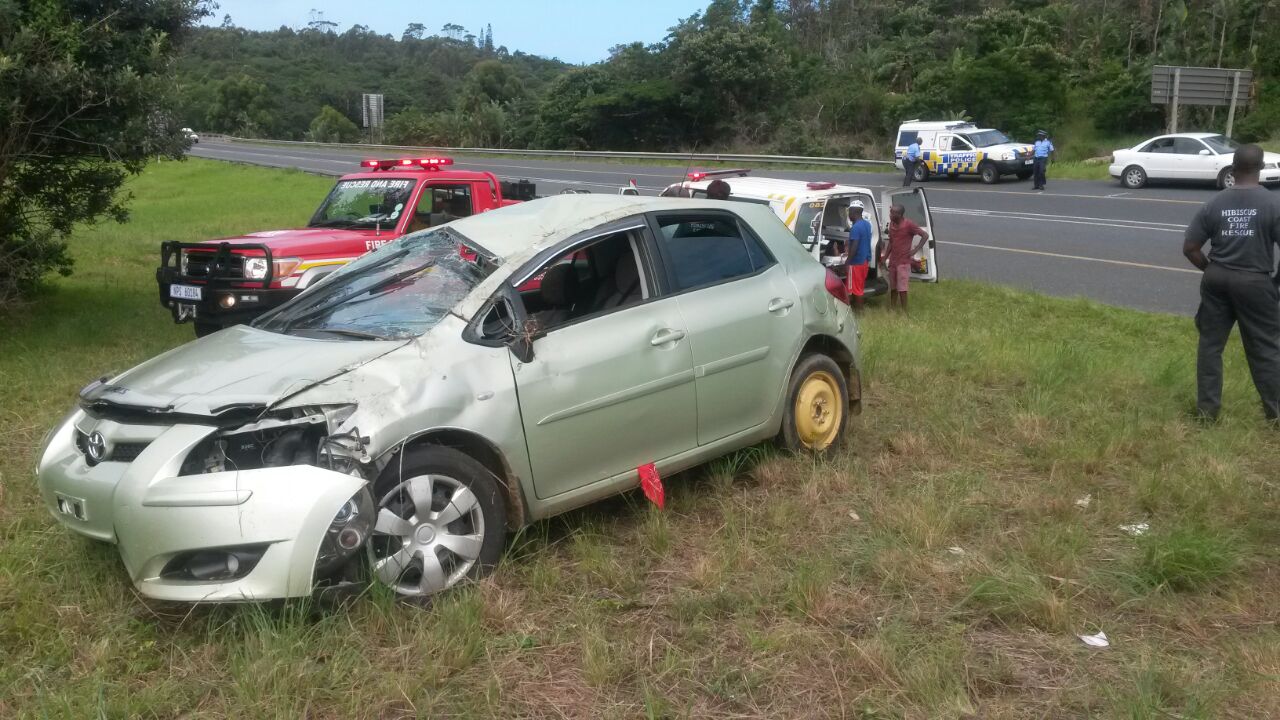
779;354;849;453
979;161;1001;184
1122;165;1147;189
1218;167;1235;190
367;446;507;601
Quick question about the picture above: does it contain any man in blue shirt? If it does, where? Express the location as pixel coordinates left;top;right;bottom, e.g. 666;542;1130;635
845;200;873;310
902;138;922;187
1033;130;1054;191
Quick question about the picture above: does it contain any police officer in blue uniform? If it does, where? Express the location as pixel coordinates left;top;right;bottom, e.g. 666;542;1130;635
1032;130;1054;191
902;139;921;187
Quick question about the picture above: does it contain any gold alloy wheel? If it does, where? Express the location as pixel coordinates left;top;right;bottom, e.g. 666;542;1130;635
793;370;843;450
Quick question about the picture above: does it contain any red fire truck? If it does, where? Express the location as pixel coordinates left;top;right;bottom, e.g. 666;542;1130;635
156;157;535;336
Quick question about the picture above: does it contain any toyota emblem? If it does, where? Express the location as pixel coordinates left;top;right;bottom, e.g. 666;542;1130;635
85;432;107;463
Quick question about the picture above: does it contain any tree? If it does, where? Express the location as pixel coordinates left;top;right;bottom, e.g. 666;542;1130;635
403;22;426;41
0;0;209;304
308;105;361;143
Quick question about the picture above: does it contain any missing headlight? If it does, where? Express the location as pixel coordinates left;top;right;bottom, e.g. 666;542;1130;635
177;408;372;477
180;425;323;475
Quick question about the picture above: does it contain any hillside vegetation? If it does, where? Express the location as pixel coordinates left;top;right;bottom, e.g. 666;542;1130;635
179;0;1280;159
2;159;1279;720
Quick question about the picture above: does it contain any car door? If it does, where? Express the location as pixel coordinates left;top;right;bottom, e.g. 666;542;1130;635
647;210;802;446
1173;137;1215;180
1139;137;1178;179
882;188;939;282
508;223;698;500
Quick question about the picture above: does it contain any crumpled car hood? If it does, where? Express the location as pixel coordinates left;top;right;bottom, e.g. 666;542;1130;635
82;325;405;417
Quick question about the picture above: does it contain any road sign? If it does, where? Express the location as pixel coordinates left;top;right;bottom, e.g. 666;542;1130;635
361;93;384;129
1151;66;1252;136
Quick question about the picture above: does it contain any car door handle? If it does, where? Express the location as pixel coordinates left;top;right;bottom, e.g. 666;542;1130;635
649;328;686;346
767;298;795;313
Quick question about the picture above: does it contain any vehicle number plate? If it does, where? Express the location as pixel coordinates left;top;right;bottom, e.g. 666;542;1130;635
169;284;202;301
1024;159;1034;165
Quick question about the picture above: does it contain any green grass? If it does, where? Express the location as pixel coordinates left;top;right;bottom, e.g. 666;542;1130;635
3;159;1279;718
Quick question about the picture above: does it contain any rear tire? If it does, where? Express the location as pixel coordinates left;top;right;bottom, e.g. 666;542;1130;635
1218;167;1235;190
1122;165;1147;189
912;163;929;183
194;322;220;337
367;446;507;602
979;162;1000;184
778;354;849;453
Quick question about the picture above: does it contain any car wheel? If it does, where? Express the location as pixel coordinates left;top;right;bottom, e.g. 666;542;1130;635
913;163;929;183
194;322;220;337
779;354;849;453
979;162;1000;184
1122;165;1147;189
1218;167;1235;190
367;446;507;601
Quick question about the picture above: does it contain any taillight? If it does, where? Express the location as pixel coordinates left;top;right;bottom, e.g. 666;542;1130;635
825;269;849;304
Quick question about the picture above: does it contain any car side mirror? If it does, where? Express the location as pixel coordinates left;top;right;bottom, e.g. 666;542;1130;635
1199;149;1211;156
507;332;535;363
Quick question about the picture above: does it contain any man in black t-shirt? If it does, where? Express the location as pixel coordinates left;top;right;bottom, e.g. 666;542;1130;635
1183;143;1280;422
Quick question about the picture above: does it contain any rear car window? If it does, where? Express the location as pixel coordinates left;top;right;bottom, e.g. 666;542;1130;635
897;131;919;146
654;215;774;291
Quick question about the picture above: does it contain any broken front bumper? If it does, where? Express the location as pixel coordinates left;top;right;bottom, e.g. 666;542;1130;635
36;414;366;602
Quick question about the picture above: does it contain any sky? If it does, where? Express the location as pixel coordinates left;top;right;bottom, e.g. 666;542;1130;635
203;1;711;64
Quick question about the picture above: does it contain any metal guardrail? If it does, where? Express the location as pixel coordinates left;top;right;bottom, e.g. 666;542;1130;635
223;136;895;168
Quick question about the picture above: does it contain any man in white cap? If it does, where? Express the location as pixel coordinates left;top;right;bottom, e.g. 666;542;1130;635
845;200;873;311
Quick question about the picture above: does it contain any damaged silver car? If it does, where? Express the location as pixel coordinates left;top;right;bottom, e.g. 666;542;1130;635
35;195;861;602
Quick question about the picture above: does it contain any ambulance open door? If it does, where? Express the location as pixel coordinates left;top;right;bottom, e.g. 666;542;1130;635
881;187;939;283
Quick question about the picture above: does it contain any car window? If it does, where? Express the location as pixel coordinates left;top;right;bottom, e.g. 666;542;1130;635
1142;138;1176;153
951;136;973;151
1203;135;1239;154
654;214;774;292
1174;138;1208;155
897;130;919;146
516;231;647;335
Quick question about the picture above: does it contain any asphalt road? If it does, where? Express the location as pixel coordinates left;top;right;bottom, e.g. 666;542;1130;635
189;138;1245;316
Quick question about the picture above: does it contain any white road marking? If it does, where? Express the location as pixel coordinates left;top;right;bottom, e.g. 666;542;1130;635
934;207;1185;233
940;240;1199;274
918;185;1204;205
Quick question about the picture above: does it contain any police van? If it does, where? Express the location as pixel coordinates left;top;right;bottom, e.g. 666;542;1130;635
659;170;939;295
896;120;1035;184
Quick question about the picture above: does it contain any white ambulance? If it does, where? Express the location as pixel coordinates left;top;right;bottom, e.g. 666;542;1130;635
659;170;939;294
895;120;1035;184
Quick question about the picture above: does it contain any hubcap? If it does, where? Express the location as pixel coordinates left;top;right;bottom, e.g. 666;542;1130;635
368;473;485;597
794;370;843;450
1127;169;1142;186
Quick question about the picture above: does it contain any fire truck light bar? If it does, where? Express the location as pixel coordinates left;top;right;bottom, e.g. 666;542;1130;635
362;157;455;171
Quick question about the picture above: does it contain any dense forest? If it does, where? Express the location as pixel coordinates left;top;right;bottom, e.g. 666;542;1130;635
177;0;1280;159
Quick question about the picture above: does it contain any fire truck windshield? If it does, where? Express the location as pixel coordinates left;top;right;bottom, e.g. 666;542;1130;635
308;178;418;229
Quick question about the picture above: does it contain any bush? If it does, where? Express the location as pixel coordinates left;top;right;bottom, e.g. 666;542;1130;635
307;106;361;144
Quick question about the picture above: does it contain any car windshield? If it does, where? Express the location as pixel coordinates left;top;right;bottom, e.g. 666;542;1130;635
961;130;1011;147
1202;135;1240;154
253;228;497;340
308;178;418;229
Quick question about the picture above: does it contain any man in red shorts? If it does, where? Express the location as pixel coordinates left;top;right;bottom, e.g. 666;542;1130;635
878;203;930;314
845;200;873;311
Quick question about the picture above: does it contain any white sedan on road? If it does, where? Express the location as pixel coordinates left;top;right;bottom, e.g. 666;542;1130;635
1109;133;1280;190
